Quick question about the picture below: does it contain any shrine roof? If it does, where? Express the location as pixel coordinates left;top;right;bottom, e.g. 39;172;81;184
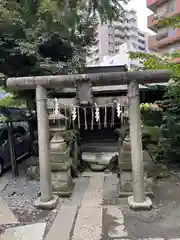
47;83;167;98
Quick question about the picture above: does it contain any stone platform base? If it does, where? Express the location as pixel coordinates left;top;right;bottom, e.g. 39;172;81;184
117;183;154;198
53;182;75;197
34;195;59;210
128;196;152;210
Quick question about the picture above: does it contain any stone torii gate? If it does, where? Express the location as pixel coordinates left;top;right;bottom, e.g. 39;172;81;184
7;70;170;210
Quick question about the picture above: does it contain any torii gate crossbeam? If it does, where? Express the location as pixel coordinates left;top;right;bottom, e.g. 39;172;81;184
7;70;170;89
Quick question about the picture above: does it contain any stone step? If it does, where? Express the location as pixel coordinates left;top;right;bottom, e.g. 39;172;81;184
81;151;118;171
81;144;118;153
82;152;118;164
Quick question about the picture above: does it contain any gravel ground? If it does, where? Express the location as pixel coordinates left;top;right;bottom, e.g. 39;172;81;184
0;157;57;236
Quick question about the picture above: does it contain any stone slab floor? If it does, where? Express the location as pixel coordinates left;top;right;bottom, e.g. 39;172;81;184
45;171;180;240
1;171;180;239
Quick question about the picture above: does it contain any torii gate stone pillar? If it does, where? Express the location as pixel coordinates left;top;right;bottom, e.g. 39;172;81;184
127;81;152;210
6;69;170;210
34;86;59;209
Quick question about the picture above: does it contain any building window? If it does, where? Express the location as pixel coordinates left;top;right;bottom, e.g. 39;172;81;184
168;28;176;36
138;39;145;44
130;64;137;68
138;32;144;37
167;0;176;14
156;31;168;41
109;50;114;55
108;42;114;49
156;28;176;41
157;4;167;16
169;46;180;52
139;46;145;51
156;0;176;16
108;33;113;41
132;43;138;49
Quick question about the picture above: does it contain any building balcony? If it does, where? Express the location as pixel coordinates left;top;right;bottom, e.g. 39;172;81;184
146;0;168;11
129;30;138;37
148;29;180;50
147;0;180;32
114;22;124;30
147;14;158;32
115;37;124;45
115;29;124;38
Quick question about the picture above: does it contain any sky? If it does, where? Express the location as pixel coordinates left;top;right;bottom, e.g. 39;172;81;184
126;0;153;33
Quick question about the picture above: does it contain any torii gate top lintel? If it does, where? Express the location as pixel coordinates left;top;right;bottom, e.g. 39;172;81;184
6;69;170;90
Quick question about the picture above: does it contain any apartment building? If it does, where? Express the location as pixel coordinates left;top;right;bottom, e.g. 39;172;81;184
99;32;151;70
86;9;150;66
99;42;139;69
147;0;180;54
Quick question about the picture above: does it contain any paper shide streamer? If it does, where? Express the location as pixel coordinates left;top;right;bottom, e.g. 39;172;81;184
116;103;122;118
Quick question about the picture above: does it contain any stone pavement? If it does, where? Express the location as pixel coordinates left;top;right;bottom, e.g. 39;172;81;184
0;196;18;226
0;223;46;240
1;171;180;239
45;172;180;240
0;172;19;227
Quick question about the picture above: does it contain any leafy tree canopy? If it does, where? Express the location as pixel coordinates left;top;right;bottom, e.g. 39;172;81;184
0;0;130;108
0;0;130;78
0;95;26;108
